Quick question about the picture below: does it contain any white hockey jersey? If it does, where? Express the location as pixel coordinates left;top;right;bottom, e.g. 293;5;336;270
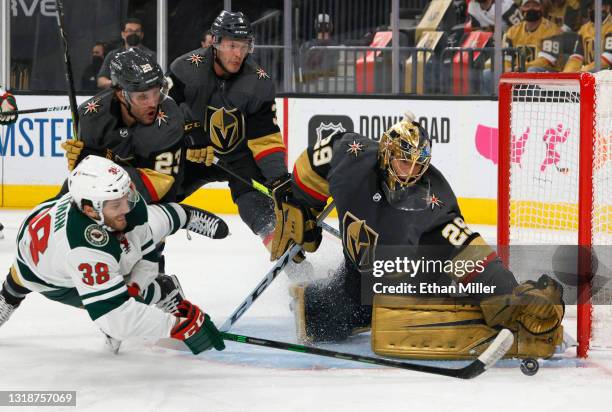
11;192;186;340
468;0;522;33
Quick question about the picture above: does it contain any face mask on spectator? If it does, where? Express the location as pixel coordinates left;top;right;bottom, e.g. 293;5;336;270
126;34;141;47
92;56;103;66
524;9;542;22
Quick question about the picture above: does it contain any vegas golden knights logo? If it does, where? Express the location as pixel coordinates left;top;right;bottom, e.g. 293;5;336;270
205;106;245;154
343;212;378;270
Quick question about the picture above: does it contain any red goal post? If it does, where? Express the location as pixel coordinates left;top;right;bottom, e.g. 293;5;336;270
498;72;612;358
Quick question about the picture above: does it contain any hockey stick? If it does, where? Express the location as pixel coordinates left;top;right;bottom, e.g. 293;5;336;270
54;0;80;137
0;105;71;117
218;200;336;332
222;329;514;379
211;157;341;240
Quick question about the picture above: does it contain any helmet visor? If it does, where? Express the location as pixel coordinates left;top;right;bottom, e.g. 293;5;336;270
125;86;164;107
214;38;254;55
102;183;138;216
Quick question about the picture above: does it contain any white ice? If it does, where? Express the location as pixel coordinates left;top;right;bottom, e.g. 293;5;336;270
0;210;611;412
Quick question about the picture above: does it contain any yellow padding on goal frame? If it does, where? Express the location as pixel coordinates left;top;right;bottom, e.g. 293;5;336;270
509;200;612;232
1;185;501;226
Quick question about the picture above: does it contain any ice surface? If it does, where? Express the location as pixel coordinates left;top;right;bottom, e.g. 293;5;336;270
0;210;610;412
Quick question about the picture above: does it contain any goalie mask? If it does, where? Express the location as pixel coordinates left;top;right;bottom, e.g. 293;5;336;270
378;118;432;210
68;155;138;231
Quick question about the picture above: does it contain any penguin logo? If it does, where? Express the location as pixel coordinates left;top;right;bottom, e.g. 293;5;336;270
119;128;129;138
373;193;382;202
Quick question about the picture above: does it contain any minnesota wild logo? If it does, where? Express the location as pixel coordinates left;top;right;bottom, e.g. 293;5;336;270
85;224;109;247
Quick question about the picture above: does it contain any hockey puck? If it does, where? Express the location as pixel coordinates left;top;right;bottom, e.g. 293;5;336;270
520;358;539;376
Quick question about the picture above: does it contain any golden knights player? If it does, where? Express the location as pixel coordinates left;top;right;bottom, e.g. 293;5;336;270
61;48;186;204
563;0;612;72
0;156;225;355
270;115;565;360
167;11;287;246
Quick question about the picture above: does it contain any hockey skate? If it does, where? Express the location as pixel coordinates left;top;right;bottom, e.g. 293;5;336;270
155;274;185;316
0;294;17;327
102;330;122;354
182;205;229;239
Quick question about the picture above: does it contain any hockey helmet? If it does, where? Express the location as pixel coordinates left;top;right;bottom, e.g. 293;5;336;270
211;10;255;53
378;113;432;210
110;48;166;93
315;13;333;33
68;155;138;229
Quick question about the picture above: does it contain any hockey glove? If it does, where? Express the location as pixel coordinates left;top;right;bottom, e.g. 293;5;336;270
270;179;322;261
186;146;215;166
60;139;114;171
170;300;225;354
0;91;18;125
481;274;565;335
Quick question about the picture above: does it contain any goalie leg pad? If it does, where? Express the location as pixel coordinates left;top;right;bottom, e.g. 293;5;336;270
372;295;499;360
371;295;563;360
289;277;371;343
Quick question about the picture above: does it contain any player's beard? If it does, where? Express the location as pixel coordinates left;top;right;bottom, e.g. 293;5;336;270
107;215;128;232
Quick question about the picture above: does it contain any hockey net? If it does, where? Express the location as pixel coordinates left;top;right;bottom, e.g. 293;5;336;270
498;72;612;357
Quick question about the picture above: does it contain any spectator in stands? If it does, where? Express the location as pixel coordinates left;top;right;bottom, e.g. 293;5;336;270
504;0;563;72
201;29;214;48
481;0;561;92
467;0;522;33
298;13;339;90
563;0;612;72
97;18;156;89
545;0;581;32
81;42;106;92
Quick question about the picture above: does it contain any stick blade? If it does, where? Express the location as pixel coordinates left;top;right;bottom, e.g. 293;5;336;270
456;329;514;379
478;329;514;369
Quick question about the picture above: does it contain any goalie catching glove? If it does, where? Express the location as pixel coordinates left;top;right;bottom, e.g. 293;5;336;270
60;139;115;171
480;274;565;335
270;178;322;261
170;300;225;354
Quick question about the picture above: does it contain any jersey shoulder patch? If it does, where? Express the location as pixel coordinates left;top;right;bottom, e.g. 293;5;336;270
169;47;212;84
66;205;122;261
78;88;114;119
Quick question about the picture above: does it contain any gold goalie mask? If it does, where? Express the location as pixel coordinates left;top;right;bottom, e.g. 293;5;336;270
378;115;432;210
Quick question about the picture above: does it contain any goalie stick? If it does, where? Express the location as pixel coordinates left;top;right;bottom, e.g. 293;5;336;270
211;157;341;240
218;200;336;332
222;329;514;379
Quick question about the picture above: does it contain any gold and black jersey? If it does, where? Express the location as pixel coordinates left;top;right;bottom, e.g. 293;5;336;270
563;15;612;72
77;89;185;202
168;46;287;182
504;18;562;70
291;132;477;270
547;0;580;31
